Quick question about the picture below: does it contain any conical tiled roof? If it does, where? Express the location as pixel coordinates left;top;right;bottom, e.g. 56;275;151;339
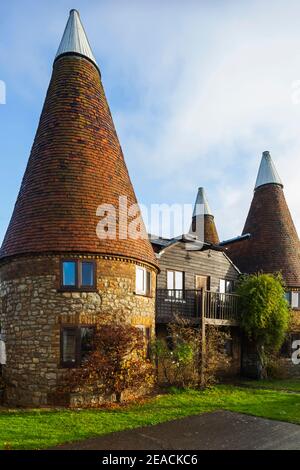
227;152;300;286
190;187;219;245
0;10;157;268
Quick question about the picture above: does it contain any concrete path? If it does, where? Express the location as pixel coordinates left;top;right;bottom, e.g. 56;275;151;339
55;410;300;450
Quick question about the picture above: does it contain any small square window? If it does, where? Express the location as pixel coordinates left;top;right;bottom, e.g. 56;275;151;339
136;325;151;359
80;327;94;362
61;260;96;290
285;292;292;304
135;266;151;296
61;326;94;368
167;270;184;298
291;292;300;309
81;262;94;287
219;279;226;294
219;279;234;294
62;261;76;287
62;328;77;366
136;267;145;294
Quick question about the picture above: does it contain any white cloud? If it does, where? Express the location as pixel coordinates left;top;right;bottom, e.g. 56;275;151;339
2;0;300;241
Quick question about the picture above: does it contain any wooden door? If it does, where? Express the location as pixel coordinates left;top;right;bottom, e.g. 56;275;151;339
195;275;210;290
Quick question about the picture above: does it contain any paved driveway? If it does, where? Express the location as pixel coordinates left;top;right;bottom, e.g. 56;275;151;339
55;410;300;450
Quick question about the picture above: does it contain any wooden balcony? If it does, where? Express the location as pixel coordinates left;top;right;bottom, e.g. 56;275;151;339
156;289;239;326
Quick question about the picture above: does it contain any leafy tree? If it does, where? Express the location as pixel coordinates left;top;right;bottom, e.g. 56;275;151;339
237;273;290;376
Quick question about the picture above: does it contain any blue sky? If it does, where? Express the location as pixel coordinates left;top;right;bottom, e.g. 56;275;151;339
2;0;300;243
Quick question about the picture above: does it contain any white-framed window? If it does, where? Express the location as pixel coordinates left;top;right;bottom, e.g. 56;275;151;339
286;291;300;308
167;270;184;290
135;266;151;296
167;270;184;299
219;279;234;294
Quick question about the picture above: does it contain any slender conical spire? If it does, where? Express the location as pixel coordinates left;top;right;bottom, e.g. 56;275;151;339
255;151;283;190
190;188;219;245
0;10;157;268
55;9;97;67
192;187;212;217
227;151;300;286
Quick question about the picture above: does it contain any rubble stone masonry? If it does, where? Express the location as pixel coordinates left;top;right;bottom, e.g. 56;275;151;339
0;254;156;406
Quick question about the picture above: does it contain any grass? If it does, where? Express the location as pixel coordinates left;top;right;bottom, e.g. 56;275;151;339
0;383;300;449
239;378;300;392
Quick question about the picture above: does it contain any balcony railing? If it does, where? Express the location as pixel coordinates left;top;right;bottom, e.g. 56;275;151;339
156;289;239;325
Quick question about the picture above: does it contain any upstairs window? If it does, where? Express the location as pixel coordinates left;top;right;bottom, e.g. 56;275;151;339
167;270;184;299
81;262;95;288
61;326;94;368
61;260;96;290
219;279;234;294
135;266;151;296
285;291;300;309
167;270;184;290
63;261;76;287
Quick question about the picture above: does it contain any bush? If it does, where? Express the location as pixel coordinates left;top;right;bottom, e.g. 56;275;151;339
237;273;291;377
153;317;230;388
60;323;154;403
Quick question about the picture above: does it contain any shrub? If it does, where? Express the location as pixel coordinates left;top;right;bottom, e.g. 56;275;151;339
60;323;154;403
237;273;291;377
153;316;230;388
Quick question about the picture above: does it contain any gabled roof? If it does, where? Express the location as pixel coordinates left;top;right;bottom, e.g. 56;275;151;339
55;9;97;67
255;151;283;190
152;234;241;274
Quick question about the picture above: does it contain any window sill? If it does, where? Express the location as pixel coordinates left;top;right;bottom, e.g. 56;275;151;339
58;287;98;293
60;363;78;369
134;292;153;299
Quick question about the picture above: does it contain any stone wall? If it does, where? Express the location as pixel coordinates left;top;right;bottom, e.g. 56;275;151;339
0;254;156;406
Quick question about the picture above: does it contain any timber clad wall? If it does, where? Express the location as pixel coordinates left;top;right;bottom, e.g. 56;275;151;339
156;243;239;290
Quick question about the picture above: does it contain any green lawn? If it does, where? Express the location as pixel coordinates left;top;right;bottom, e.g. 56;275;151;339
239;378;300;392
0;384;300;449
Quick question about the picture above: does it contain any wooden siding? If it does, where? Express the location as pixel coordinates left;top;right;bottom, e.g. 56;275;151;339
156;243;239;291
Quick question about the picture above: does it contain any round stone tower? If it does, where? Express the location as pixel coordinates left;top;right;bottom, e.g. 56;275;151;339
0;10;158;406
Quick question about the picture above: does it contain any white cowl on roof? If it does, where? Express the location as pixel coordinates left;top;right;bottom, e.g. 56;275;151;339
55;9;97;66
192;187;213;217
255;151;283;190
